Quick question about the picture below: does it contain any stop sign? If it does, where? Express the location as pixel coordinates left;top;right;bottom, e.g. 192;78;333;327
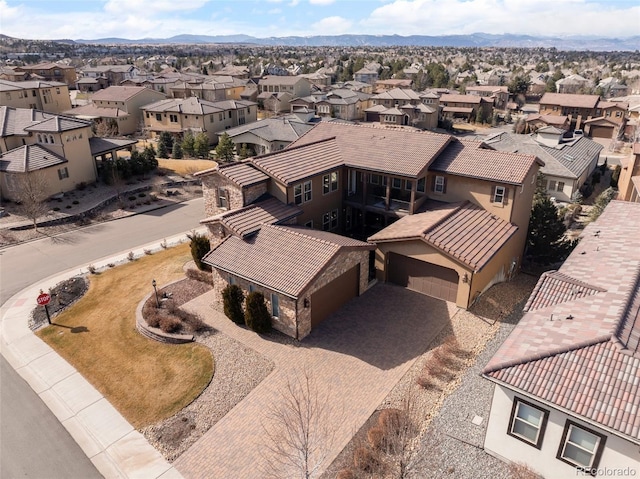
37;293;51;306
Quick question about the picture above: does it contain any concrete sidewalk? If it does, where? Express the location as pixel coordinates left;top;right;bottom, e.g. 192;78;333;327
0;231;204;479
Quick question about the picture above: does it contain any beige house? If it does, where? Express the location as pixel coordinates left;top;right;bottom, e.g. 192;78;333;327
142;97;257;145
196;122;542;329
618;142;640;202
0;107;97;201
0;80;72;114
14;62;77;87
290;89;371;121
465;85;509;110
257;76;312;112
169;76;247;102
65;86;166;136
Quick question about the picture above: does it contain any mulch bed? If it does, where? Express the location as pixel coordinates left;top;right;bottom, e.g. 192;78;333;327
30;276;88;330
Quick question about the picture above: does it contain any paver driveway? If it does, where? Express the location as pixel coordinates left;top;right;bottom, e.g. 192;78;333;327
175;283;458;479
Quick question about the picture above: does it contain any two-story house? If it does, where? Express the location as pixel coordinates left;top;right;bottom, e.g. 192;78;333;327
79;65;139;88
257;76;312;113
538;93;600;132
465;85;510;110
169;76;248;102
196;123;542;339
0;79;72;114
483;200;640;479
142;97;257;146
439;93;491;123
64;86;166;136
354;63;381;85
364;88;439;129
290;89;371;121
14;62;77;87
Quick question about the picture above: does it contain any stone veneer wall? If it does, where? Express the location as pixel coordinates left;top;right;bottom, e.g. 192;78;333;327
208;248;370;340
201;173;268;217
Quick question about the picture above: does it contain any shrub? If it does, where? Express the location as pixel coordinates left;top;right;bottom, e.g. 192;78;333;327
416;374;441;390
160;238;167;249
128;195;137;201
425;356;456;381
127;251;135;261
367;427;385;450
610;164;621;188
591;170;601;185
580;183;593;199
353;447;381;474
187;231;211;271
53;207;60;211
222;284;245;324
159;316;182;333
508;462;544;479
186;268;214;286
87;264;97;274
144;249;152;255
245;292;272;334
336;470;355;479
138;192;146;198
72;200;79;205
76;181;87;191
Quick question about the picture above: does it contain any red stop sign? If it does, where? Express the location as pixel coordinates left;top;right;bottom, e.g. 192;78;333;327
37;293;51;306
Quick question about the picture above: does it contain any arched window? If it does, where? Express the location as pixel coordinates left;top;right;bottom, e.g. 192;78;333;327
37;134;42;142
49;135;54;144
43;135;48;143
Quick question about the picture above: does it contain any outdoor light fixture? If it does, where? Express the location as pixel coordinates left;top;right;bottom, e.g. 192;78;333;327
462;273;469;284
303;298;310;308
152;279;159;307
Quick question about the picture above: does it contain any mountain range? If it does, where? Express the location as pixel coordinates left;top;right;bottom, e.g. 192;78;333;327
69;33;640;51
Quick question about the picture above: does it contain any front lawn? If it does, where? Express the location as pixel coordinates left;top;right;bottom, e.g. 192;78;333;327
37;243;214;428
158;158;217;177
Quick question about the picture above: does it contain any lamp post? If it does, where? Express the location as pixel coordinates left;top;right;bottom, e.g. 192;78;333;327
152;279;159;307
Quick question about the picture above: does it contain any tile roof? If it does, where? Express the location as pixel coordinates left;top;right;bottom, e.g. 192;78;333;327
540;92;600;109
63;104;129;119
216;161;270;187
369;201;518;272
440;93;482;104
431;138;541;185
0;106;91;137
202;224;373;298
259;75;308;86
91;86;159;102
201;196;302;238
524;114;569;126
287;122;452;178
88;137;137;156
371;88;421;101
484;201;640;442
141;97;253;115
251;137;344;185
0;144;67;173
221;115;314;143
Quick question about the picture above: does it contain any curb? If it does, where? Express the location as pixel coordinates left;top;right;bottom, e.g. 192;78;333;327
0;232;205;479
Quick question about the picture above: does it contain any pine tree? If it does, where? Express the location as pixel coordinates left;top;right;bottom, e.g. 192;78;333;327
215;132;236;163
526;197;574;264
172;141;183;159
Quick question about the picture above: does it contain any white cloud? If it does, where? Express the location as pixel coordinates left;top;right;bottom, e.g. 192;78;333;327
363;0;640;37
268;8;283;14
311;16;352;34
104;0;211;14
289;0;300;5
309;0;336;5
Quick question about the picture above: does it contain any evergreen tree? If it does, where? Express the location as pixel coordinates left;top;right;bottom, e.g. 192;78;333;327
526;196;574;264
244;292;272;334
181;131;196;158
157;140;168;159
215;132;236;163
172;141;183;159
194;132;210;158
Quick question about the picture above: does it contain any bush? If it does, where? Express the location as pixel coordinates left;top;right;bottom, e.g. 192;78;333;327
76;181;87;191
591;170;601;185
244;291;272;334
353;447;381;474
610;164;621;188
580;183;593;199
367;427;385;450
186;268;214;286
222;284;245;324
336;470;355;479
159;316;182;333
187;231;211;271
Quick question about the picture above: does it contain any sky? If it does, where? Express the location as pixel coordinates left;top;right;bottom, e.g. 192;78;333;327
1;0;639;41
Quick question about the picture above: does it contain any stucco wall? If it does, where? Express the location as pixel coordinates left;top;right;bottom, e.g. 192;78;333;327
484;385;640;479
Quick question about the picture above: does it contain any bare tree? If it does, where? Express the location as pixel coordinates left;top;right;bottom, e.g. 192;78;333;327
9;171;50;233
261;368;338;479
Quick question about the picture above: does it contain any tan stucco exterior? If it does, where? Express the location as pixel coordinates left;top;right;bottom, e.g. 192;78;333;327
1;83;72;114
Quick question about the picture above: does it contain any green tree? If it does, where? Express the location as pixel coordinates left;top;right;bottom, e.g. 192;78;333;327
187;231;211;271
215;132;236;163
222;284;245;325
172;141;183;159
194;132;210;158
244;292;272;334
181;131;196;158
475;108;484;124
588;187;617;222
238;143;251;159
526;197;574;264
157;140;168;159
508;75;530;95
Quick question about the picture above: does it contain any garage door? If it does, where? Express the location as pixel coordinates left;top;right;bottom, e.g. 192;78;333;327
310;265;359;328
388;253;459;302
590;125;614;139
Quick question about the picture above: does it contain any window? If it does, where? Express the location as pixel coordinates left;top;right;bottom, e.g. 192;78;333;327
294;181;312;205
249;284;255;293
271;293;279;318
305;220;313;228
57;167;69;180
557;182;565;192
218;188;228;209
322;209;339;231
219;113;223;121
169;114;178;123
228;276;235;285
210;115;214;123
434;175;445;194
548;180;557;191
417;177;426;193
392;178;402;189
508;398;548;448
557;421;606;472
155;113;162;121
405;180;413;191
493;185;506;204
323;171;338;194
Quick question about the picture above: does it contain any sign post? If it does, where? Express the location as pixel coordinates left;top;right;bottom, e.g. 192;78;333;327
37;291;52;324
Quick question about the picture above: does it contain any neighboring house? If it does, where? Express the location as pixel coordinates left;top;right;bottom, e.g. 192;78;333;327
169;76;247;102
0;80;72;114
374;79;413;91
290;89;370;121
0;66;29;82
483;200;640;479
483;127;602;202
465;85;509;110
523;113;570;132
197;122;542;317
211;65;250;80
439;93;491;122
142;96;257;145
220;112;316;155
300;72;332;88
618;142;640;202
14;62;77;87
354;63;381;85
556;74;592;94
257;76;312;112
65;86;166;136
79;65;139;88
364;88;439;129
76;76;109;93
0;107;94;200
597;77;629;98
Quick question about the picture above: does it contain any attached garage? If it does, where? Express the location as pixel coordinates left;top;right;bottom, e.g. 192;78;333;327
311;265;359;327
388;253;458;302
590;125;614;139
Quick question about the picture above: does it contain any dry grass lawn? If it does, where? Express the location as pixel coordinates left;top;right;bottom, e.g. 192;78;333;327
37;244;214;428
157;158;217;177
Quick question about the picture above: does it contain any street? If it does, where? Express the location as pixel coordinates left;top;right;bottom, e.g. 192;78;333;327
0;198;204;478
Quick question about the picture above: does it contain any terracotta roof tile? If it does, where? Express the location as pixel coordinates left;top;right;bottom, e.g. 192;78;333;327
203;224;373;297
0;144;66;173
217;161;269;187
440;93;482;104
484;201;640;442
202;197;302;238
91;86;159;102
369;201;518;272
540;92;600;109
431;139;540;185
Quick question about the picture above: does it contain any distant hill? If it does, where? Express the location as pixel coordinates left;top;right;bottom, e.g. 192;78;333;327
70;33;640;51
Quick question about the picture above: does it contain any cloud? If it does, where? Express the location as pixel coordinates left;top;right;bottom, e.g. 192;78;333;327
268;8;282;14
363;0;640;37
311;16;352;34
309;0;335;5
104;0;211;14
289;0;300;5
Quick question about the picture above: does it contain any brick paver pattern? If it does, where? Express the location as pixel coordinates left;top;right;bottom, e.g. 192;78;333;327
174;284;458;479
